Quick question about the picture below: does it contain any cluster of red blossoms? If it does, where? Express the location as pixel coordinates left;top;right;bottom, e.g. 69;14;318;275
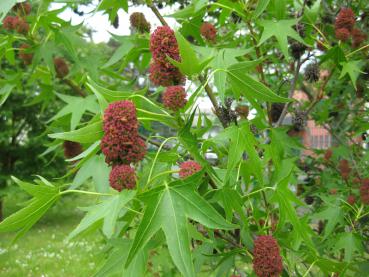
149;26;185;87
338;159;351;180
109;165;136;191
53;57;69;79
19;44;33;65
359;179;369;205
334;8;367;47
162;86;187;111
253;235;283;277
200;22;217;43
101;100;146;191
179;161;202;179
2;2;31;35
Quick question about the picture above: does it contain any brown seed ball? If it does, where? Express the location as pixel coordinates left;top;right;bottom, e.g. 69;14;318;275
253;236;283;277
18;43;33;65
53;57;69;79
109;165;136;191
347;195;356;205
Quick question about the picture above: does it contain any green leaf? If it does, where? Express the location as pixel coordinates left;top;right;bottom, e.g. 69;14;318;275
258;19;308;59
68;191;136;240
334;233;364;262
126;181;236;276
102;37;134;68
339;60;363;90
49;94;99;130
274;173;314;249
314;204;343;240
49;120;103;144
0;0;16;21
0;84;15;107
95;239;148;277
253;0;271;18
0;177;59;240
228;64;291;103
168;31;212;76
71;154;110;193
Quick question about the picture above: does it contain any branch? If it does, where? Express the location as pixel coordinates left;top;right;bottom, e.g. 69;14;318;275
275;59;302;127
63;79;87;97
149;4;168;26
198;75;227;128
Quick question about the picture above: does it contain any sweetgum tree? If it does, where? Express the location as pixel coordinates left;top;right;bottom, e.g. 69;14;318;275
0;0;368;276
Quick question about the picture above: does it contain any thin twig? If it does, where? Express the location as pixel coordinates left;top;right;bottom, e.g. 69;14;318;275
149;4;168;26
63;79;87;97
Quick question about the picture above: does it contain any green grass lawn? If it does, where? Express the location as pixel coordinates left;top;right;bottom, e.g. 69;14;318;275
0;192;105;277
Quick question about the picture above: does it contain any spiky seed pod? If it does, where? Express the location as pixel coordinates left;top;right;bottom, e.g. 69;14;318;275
304;63;320;83
102;100;138;136
347;195;356;205
130;12;150;33
253;235;283;277
292;111;307;131
149;61;185;87
13;2;32;16
351;28;367;48
235;105;249;119
218;98;237;126
317;220;325;234
316;40;327;51
294;23;305;38
113;16;119;29
109;165;136;191
304;195;314;205
53;57;69;79
200;22;217;43
2;16;19;31
162;86;187;111
63;141;83;159
18;44;33;65
353;177;361;184
330;188;338;195
150;26;180;65
360;179;369;205
335;8;356;31
335;28;350;41
324;148;333;161
271;103;284;123
290;41;307;60
179;161;202;179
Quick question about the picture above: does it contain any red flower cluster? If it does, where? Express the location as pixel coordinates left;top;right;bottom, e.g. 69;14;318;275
130;12;150;33
253;235;283;277
324;148;333;161
19;44;33;65
109;164;136;191
200;22;217;43
13;2;32;16
351;28;367;48
162;86;187;111
360;179;369;205
347;194;356;205
338;159;351;180
2;16;29;34
53;57;69;79
179;161;202;179
335;28;350;41
334;7;366;47
101;100;146;166
149;26;184;87
63;141;83;159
